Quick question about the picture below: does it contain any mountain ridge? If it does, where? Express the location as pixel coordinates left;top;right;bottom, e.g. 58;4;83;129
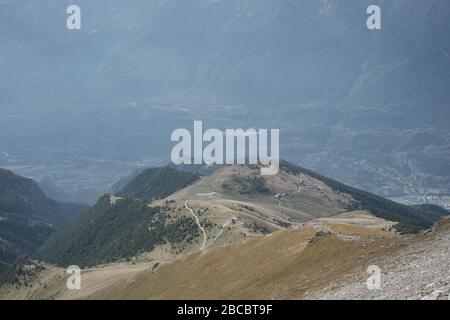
116;166;200;199
37;160;448;269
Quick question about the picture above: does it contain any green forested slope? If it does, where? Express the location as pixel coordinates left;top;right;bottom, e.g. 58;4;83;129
117;166;199;199
39;195;199;267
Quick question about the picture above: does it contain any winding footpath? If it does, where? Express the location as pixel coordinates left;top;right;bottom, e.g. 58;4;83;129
185;200;207;251
278;174;304;213
278;173;322;215
205;218;233;250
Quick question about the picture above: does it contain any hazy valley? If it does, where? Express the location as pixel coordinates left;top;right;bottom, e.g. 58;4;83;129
1;0;449;302
1;0;450;203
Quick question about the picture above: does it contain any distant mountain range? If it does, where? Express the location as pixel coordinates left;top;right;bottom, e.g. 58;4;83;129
0;0;449;199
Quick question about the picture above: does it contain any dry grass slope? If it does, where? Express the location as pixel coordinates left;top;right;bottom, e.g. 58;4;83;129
0;214;408;300
87;221;401;300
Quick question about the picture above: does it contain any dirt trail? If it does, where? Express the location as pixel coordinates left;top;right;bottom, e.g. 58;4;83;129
278;173;306;213
185;200;207;251
205;218;234;249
